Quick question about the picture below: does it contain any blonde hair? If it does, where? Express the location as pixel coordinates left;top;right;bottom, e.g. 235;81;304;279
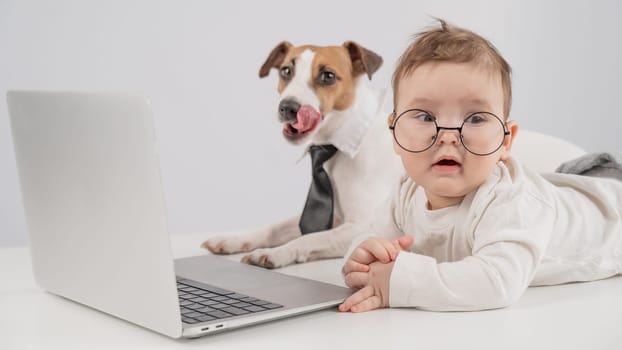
392;19;512;119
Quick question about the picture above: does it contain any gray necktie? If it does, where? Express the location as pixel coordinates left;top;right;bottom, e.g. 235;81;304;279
299;145;338;234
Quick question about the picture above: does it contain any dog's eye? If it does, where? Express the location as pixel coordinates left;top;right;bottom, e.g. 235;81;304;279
280;66;293;80
318;71;336;85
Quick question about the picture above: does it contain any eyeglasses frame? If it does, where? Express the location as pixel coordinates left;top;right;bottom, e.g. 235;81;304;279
389;108;511;156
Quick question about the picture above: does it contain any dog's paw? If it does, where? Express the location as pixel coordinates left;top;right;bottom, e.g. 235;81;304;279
200;236;254;255
240;248;294;269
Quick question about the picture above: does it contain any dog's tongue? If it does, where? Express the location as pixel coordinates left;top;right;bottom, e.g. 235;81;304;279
290;105;321;132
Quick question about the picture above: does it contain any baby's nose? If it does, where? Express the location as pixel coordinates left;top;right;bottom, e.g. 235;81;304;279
436;129;460;145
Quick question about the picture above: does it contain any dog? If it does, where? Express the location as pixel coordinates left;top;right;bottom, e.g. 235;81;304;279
201;41;403;268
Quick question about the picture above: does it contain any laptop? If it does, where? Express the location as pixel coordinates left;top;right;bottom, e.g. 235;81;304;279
7;90;352;339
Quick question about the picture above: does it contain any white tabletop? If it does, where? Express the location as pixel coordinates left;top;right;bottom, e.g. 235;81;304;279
2;233;622;350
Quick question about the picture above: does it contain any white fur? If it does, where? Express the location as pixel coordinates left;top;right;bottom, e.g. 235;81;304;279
279;50;321;113
202;48;403;268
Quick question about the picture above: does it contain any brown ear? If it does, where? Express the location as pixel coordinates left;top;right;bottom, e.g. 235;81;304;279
259;41;293;78
343;41;383;80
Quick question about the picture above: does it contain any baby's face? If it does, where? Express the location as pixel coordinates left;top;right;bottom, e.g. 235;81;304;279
393;61;517;209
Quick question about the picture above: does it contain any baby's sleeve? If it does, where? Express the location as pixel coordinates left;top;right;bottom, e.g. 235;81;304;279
389;189;554;311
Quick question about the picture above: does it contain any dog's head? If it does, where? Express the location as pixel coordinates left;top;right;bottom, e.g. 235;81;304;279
259;42;382;144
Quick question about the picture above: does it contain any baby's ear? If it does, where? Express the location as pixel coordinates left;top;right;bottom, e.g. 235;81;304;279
500;121;519;161
387;111;395;128
388;112;401;155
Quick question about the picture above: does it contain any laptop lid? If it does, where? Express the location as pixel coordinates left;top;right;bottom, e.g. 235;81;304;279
7;91;183;338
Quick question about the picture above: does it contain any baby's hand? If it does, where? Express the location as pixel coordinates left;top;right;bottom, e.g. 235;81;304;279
342;236;413;289
339;260;394;313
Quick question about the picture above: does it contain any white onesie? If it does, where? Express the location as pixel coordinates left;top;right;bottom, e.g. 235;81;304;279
348;157;622;311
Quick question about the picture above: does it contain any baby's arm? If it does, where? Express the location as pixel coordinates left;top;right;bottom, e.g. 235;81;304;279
395;241;535;310
389;195;553;311
341;235;541;312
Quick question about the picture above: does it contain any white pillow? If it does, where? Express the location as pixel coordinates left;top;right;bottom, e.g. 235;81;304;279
511;129;586;173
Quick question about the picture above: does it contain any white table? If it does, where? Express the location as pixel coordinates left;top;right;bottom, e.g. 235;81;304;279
2;233;621;350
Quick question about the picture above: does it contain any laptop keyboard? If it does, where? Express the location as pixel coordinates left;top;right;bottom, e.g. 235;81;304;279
177;278;283;324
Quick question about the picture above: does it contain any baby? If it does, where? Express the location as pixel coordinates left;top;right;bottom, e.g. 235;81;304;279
339;20;622;312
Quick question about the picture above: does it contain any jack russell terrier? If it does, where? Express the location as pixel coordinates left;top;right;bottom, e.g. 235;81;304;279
201;41;403;268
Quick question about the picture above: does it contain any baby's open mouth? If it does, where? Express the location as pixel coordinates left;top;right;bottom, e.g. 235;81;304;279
435;159;460;166
432;158;462;172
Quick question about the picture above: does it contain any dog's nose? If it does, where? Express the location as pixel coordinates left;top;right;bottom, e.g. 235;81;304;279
278;99;300;122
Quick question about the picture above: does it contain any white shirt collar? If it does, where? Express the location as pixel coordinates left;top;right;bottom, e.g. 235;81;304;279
299;80;388;160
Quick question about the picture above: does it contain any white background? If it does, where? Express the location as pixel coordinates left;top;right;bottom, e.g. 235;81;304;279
1;0;621;247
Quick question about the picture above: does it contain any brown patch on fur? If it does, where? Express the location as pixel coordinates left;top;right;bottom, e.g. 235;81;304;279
311;45;356;113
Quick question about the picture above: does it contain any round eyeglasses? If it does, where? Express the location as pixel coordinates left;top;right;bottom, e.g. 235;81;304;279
389;109;510;156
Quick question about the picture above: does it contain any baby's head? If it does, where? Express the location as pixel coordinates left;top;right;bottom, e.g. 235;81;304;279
389;19;519;210
392;19;513;118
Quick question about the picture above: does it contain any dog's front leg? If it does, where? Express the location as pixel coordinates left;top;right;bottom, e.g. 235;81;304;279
200;215;302;254
240;223;366;269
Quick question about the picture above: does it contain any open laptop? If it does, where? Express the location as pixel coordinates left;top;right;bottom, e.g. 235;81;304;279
7;90;352;339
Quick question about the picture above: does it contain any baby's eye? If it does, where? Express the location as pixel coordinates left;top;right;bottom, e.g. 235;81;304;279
465;114;487;124
414;113;435;123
